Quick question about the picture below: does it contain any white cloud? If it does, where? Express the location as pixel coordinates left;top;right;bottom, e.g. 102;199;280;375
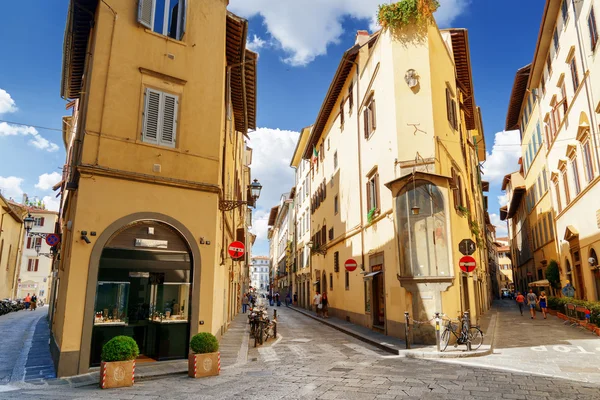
0;88;17;114
35;172;62;191
247;127;300;253
42;195;60;212
489;213;507;237
230;0;469;66
0;176;24;200
247;34;268;53
481;130;521;184
0;121;60;153
497;193;509;207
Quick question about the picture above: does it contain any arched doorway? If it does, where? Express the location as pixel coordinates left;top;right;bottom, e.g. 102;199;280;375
89;220;193;366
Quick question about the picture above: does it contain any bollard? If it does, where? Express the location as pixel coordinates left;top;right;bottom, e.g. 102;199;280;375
273;309;278;338
464;311;471;351
404;312;411;349
435;312;441;352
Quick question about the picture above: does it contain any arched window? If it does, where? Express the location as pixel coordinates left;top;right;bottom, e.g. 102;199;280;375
397;180;451;277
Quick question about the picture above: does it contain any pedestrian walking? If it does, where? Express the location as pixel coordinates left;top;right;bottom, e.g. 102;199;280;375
285;292;291;307
539;291;548;319
321;292;329;318
293;292;298;306
527;289;538;319
515;292;525;316
242;293;249;313
24;293;31;311
31;294;37;311
275;292;281;307
313;291;322;317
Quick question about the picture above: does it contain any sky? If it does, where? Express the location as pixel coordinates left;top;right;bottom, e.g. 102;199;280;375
0;1;546;257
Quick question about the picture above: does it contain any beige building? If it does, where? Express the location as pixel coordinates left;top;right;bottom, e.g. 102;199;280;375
50;0;257;377
496;237;514;291
0;194;26;299
17;208;59;300
295;22;490;344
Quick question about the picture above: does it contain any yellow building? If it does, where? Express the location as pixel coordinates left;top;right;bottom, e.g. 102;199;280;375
0;193;26;299
297;23;490;344
51;0;257;377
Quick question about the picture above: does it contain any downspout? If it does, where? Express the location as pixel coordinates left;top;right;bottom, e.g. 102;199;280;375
571;2;600;173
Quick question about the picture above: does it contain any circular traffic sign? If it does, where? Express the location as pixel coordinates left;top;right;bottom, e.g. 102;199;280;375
459;255;476;273
45;234;60;247
228;241;245;259
344;259;358;272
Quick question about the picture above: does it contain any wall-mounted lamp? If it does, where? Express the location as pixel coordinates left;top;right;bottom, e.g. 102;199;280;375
219;179;263;211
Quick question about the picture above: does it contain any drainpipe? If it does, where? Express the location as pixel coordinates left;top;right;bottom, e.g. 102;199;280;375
571;2;600;172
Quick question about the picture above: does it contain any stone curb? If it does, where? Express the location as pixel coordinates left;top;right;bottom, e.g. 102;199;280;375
289;306;498;359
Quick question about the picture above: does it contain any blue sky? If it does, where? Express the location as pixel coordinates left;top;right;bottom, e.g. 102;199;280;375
0;1;545;256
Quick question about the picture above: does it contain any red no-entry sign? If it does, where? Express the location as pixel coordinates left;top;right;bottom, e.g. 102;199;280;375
344;259;358;272
228;241;245;259
459;255;476;273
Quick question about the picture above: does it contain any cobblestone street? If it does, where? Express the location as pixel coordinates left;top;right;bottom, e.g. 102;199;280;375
2;305;600;399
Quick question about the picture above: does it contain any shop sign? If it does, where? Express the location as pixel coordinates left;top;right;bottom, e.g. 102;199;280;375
129;272;150;278
135;238;168;249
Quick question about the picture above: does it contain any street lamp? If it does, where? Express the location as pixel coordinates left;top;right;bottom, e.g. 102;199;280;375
219;179;263;211
24;214;35;234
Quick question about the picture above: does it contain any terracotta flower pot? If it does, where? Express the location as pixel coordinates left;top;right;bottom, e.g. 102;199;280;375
188;352;220;378
100;360;135;389
585;323;597;332
557;312;568;321
547;309;557;316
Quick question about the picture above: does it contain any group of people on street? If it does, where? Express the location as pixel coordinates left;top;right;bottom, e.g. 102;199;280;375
242;292;256;313
515;289;548;319
312;291;329;318
23;293;39;311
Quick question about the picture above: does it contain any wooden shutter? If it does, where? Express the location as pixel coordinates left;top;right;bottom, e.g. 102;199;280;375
322;226;327;244
370;99;376;131
27;237;32;249
40;217;45;226
349;83;354;111
143;88;161;143
160;93;178;147
138;0;155;29
446;88;452;126
27;259;32;272
340;101;344;126
366;181;372;211
375;172;380;210
35;259;39;272
179;0;187;40
364;109;369;138
323;179;327;199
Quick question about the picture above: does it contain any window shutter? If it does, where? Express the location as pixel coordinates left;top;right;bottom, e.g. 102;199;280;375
364;109;369;138
371;99;377;131
40;217;45;226
160;93;178;147
323;179;327;199
375;173;380;209
179;0;187;40
27;237;32;249
143;88;160;144
27;259;31;271
138;0;155;29
35;259;39;272
446;88;451;124
366;181;372;211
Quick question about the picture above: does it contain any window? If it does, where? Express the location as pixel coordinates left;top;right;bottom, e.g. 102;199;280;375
327;138;330;150
582;139;594;182
138;0;187;41
570;57;580;90
33;217;45;227
571;157;581;195
541;76;546;95
543;168;548;192
333;151;338;169
562;171;571;205
329;273;333;291
27;237;42;250
553;27;560;55
340;100;345;127
363;95;377;138
329;227;334;241
546;53;553;75
142;88;178;148
589;7;598;51
561;0;569;24
543;215;549;244
366;171;380;213
27;259;39;272
560;83;568;114
345;270;349;290
334;251;339;272
446;88;457;130
334;195;339;215
554;181;562;212
348;82;354;112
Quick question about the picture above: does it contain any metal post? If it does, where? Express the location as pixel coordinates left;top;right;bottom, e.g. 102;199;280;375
273;309;277;338
464;311;471;351
435;312;441;352
404;312;411;349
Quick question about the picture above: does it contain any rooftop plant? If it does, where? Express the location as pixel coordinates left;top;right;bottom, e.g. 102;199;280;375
378;0;440;31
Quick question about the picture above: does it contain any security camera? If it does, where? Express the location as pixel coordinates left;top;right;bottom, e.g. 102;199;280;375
589;257;597;266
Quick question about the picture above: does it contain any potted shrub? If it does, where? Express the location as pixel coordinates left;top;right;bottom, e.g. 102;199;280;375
188;332;220;378
100;336;139;389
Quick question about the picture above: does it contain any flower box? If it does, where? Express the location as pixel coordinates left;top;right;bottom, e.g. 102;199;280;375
188;352;220;378
557;312;568;321
547;309;557;316
100;360;135;389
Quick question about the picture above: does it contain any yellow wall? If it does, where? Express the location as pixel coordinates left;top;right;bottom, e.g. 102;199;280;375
0;199;25;299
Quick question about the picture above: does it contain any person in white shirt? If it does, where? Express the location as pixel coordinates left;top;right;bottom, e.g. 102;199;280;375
313;291;322;317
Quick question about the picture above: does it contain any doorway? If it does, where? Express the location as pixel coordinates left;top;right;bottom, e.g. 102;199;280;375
368;253;385;329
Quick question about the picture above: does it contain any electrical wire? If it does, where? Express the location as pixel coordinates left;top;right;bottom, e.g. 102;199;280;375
0;119;63;132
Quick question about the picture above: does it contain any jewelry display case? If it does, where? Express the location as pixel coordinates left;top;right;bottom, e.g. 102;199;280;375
94;281;130;325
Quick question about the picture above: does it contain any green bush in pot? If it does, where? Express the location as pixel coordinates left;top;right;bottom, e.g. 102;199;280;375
190;332;219;354
101;336;139;362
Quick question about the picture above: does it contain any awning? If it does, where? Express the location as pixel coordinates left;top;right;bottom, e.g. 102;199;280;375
363;271;382;280
528;279;550;287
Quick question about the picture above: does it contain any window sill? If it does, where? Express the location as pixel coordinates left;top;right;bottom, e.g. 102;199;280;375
144;29;187;47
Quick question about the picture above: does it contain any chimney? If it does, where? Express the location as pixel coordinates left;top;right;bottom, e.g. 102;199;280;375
22;193;28;205
355;30;370;46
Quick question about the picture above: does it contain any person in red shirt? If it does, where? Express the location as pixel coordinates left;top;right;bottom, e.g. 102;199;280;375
515;292;525;316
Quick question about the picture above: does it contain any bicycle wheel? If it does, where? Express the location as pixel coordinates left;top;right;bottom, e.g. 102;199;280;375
440;329;451;351
468;327;484;350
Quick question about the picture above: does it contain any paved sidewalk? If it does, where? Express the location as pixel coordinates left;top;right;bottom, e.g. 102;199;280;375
436;299;600;384
288;305;495;358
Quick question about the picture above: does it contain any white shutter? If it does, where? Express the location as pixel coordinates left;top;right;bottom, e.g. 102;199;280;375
138;0;155;29
143;88;160;144
160;93;178;147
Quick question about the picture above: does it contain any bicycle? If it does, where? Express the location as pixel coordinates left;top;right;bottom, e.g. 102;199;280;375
440;314;484;351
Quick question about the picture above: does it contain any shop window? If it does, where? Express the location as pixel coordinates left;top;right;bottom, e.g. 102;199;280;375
138;0;187;41
142;88;178;148
397;180;450;277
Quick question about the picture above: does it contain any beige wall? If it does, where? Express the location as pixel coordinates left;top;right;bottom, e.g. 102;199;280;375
0;199;25;299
